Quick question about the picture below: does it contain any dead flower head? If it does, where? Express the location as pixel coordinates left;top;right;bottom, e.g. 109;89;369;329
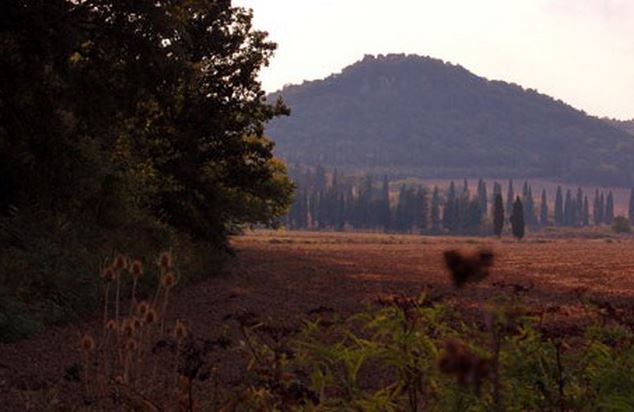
120;318;136;338
161;271;177;289
158;251;172;270
125;338;138;352
145;308;158;325
131;259;143;279
81;334;95;351
136;301;149;318
173;319;188;341
444;249;494;288
106;319;118;332
100;267;116;282
113;253;128;271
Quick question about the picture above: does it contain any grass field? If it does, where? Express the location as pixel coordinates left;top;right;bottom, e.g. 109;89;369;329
3;229;634;409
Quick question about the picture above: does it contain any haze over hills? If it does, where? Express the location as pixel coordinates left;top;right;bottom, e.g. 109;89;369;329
267;54;634;186
605;118;634;136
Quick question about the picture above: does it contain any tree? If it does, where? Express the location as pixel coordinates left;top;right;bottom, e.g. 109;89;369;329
477;178;488;217
506;179;515;218
379;175;391;231
554;186;564;226
431;186;441;234
493;193;504;237
443;181;457;232
540;189;549;226
605;192;615;224
510;196;525;240
0;0;294;247
582;196;590;226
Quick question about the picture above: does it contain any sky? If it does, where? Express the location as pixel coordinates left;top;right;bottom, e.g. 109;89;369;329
234;0;634;120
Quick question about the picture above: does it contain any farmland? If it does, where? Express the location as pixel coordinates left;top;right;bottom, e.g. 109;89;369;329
3;229;634;409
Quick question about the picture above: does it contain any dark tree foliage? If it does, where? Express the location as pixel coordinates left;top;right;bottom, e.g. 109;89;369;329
493;193;504;237
554;186;564;226
510;196;525;240
0;0;293;244
540;189;549;226
430;186;441;234
605;192;615;225
506;179;515;218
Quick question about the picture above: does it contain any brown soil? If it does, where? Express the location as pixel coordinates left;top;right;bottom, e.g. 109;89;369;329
2;230;634;409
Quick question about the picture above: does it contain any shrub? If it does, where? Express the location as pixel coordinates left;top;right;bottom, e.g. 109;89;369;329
612;216;631;233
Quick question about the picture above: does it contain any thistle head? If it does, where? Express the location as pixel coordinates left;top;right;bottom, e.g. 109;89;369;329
113;253;128;271
136;301;149;318
161;271;177;289
125;338;138;352
173;320;188;342
106;319;118;332
145;308;158;325
158;251;172;270
120;318;136;338
100;267;116;282
131;259;143;280
81;334;95;351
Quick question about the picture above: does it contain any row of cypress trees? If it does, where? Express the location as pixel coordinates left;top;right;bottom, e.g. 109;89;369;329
285;166;624;235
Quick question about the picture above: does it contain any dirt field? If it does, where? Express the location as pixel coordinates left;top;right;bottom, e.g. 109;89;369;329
3;230;634;409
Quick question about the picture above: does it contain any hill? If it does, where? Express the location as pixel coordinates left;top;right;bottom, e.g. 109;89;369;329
605;118;634;136
267;54;634;186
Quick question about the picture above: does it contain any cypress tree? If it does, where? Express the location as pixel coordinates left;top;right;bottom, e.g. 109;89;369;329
606;192;614;224
540;189;549;226
416;186;429;232
379;175;391;231
477;178;488;217
443;181;457;232
575;188;584;226
582;196;590;226
599;192;605;224
564;189;573;226
493;193;504;237
506;179;515;218
554;186;564;226
593;189;600;225
510;196;525;240
431;186;441;234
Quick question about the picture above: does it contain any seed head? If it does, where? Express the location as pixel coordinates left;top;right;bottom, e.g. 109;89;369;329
114;253;128;271
173;320;188;341
158;251;172;270
136;301;149;318
145;308;158;325
161;271;177;289
81;334;95;351
120;318;136;338
106;319;118;331
125;338;138;352
130;259;143;279
100;267;116;282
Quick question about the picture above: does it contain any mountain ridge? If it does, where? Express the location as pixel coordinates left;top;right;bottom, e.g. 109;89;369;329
267;53;634;186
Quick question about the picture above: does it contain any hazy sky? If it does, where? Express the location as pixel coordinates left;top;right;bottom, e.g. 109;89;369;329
234;0;633;120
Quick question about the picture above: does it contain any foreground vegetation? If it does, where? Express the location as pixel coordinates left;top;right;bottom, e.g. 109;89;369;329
0;1;293;341
47;247;634;411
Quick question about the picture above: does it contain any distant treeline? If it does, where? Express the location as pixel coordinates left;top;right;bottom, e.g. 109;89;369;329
284;166;632;235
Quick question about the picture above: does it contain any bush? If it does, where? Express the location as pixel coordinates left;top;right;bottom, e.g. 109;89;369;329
612;216;631;233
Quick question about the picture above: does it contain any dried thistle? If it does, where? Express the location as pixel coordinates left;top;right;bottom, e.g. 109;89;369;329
173;320;188;342
444;249;494;288
100;267;116;282
161;271;177;289
131;259;143;279
437;338;492;389
120;318;136;338
113;253;128;271
81;334;96;351
158;251;172;270
145;308;158;325
136;301;150;318
106;319;118;332
125;338;138;352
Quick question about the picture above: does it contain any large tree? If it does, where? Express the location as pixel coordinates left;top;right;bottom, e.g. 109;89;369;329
0;0;293;245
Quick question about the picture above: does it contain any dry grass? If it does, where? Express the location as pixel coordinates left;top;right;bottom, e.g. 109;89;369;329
3;229;634;409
